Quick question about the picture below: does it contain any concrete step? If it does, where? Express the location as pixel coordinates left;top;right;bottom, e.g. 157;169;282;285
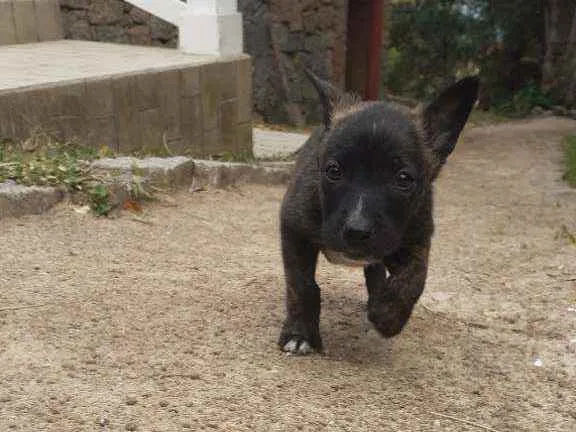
0;40;252;157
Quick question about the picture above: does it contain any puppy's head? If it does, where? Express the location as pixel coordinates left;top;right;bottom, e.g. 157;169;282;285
305;69;479;262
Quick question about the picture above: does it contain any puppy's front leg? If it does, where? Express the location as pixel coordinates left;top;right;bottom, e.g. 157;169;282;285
364;246;429;338
278;227;322;355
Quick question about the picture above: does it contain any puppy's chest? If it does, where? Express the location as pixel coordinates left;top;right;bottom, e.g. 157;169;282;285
321;249;376;267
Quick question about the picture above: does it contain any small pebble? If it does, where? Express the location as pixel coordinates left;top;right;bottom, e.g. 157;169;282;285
159;400;168;407
126;422;138;431
126;396;137;406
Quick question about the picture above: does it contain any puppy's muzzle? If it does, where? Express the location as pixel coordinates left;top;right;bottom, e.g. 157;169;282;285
343;219;376;247
342;194;376;248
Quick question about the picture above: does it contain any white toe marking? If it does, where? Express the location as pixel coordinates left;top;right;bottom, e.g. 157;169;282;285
283;339;298;353
298;341;312;355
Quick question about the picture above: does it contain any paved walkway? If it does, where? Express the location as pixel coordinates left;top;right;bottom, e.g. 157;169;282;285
0;40;215;91
252;128;309;159
1;118;575;431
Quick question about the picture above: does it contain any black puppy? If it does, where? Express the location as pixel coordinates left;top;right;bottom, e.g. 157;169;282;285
278;70;479;355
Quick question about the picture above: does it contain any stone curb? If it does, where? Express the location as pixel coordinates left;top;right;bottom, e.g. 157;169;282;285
91;156;195;189
0;156;294;219
92;156;294;193
0;182;64;219
190;160;294;191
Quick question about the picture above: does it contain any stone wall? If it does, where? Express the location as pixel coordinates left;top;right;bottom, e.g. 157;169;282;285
60;0;178;48
59;0;348;125
239;0;348;125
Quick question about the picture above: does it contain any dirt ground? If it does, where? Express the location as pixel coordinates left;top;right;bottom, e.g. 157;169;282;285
1;118;575;432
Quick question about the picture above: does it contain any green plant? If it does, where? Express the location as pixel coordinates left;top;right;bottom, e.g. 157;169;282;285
563;135;576;187
0;135;96;190
0;133;151;217
128;175;153;202
492;84;553;118
88;184;112;217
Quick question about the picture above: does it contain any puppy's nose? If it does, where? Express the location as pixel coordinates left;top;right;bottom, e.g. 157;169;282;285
343;220;374;245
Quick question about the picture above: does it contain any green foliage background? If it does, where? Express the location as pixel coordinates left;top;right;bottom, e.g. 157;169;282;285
384;0;554;115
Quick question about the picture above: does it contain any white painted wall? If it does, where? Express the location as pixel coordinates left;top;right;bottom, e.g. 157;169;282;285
123;0;243;56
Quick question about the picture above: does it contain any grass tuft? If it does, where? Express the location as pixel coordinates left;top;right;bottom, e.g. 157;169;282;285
0;133;97;191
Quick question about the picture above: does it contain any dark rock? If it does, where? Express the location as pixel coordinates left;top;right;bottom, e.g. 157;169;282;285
304;34;325;52
283;31;305;52
302;10;321;33
530;106;553;118
150;16;176;42
551;105;569;117
301;0;318;10
60;0;89;10
93;25;128;43
164;38;177;49
270;23;288;46
62;10;92;40
127;25;151;45
129;6;150;25
88;0;124;25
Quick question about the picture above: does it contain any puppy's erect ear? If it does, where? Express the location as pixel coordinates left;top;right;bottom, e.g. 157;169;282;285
304;68;359;129
422;76;480;161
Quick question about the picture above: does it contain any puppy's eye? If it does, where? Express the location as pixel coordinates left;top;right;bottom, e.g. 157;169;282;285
325;161;343;181
394;170;415;191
